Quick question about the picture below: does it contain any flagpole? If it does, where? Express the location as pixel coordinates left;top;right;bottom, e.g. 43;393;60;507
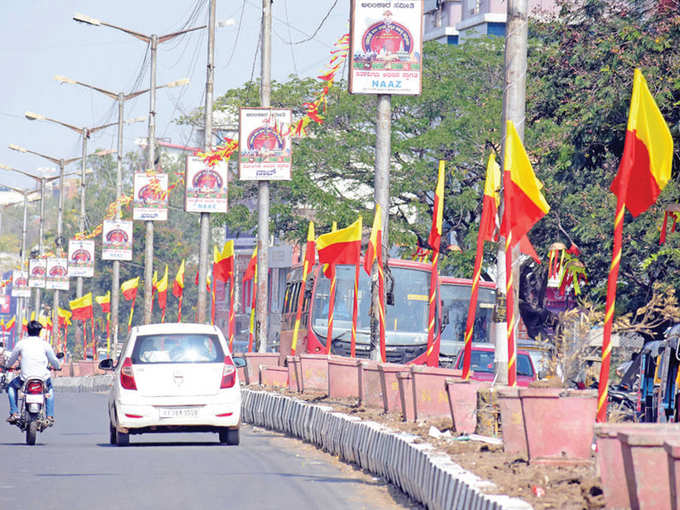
350;261;359;358
248;273;257;352
90;318;96;360
128;294;136;333
178;294;183;322
326;265;336;355
377;247;386;363
228;275;235;351
463;232;486;379
425;249;439;366
597;196;625;421
106;313;110;356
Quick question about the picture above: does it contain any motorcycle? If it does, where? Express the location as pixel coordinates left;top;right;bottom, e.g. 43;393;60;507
7;352;64;445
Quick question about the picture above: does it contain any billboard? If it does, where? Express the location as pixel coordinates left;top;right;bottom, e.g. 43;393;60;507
133;173;168;221
11;270;30;298
28;259;46;288
102;220;133;261
238;108;292;181
184;156;229;213
349;1;424;95
68;239;95;278
45;258;69;290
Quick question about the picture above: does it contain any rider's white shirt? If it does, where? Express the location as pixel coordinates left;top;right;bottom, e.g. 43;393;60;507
5;336;60;380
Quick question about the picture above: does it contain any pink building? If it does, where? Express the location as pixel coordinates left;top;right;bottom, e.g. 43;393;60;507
424;0;558;44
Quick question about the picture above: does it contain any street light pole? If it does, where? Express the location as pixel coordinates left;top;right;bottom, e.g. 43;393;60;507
255;0;272;351
197;0;216;323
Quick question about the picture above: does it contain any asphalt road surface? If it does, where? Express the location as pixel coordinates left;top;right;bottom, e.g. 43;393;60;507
0;391;421;510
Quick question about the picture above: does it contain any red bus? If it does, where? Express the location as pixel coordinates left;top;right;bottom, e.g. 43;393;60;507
279;258;437;364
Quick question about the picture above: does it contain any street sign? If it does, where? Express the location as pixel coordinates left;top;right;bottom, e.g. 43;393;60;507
238;108;292;181
349;1;424;95
102;220;133;261
68;239;95;278
184;156;228;213
133;172;168;221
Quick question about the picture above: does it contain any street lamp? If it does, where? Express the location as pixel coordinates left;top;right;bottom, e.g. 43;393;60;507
55;74;188;355
0;182;40;329
74;12;204;326
5;147;111;348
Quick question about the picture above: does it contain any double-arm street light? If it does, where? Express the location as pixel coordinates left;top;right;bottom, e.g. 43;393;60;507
0;182;40;329
55;74;188;355
6;146;111;347
0;163;82;317
74;12;204;326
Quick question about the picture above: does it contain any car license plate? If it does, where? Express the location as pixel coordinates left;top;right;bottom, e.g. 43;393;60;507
159;407;199;418
25;394;44;404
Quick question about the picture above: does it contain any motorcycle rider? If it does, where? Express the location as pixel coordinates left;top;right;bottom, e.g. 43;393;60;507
4;320;61;426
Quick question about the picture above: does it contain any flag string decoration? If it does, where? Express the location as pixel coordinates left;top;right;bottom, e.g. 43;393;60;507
462;153;500;379
597;69;673;423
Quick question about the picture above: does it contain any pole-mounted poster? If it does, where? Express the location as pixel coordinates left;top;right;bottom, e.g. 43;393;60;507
28;259;46;288
238;108;292;181
11;270;30;297
102;220;133;261
349;1;424;95
68;239;95;278
184;156;229;213
133;173;168;221
45;257;69;290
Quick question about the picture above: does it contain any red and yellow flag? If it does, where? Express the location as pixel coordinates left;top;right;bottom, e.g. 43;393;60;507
172;260;185;298
597;69;673;422
501;121;550;245
292;222;315;355
4;316;15;331
121;277;140;301
213;241;235;283
365;205;386;362
317;217;362;275
157;265;168;311
463;154;500;379
70;292;93;321
428;161;445;252
243;246;258;282
610;68;673;218
95;292;111;314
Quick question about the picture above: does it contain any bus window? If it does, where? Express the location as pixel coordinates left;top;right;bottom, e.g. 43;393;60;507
440;284;494;344
283;283;293;313
386;267;431;336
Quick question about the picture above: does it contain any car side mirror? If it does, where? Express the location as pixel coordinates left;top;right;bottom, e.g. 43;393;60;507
232;356;246;368
56;352;65;359
98;359;114;371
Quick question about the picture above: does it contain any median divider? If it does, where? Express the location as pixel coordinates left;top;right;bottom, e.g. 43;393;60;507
53;375;532;509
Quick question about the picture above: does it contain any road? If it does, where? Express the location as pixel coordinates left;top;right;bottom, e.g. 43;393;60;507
0;392;420;510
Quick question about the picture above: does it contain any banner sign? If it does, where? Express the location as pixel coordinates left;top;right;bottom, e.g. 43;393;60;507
45;258;69;290
349;1;424;95
184;156;229;213
11;270;30;298
0;294;9;314
68;239;95;278
28;259;46;288
238;108;293;181
133;173;168;221
102;220;133;261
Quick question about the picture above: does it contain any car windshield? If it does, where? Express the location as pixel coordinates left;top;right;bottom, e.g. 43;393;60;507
131;334;224;364
440;283;494;343
311;265;432;339
457;350;534;377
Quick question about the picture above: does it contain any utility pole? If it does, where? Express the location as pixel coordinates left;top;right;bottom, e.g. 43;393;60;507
495;0;528;385
143;34;159;325
113;93;124;355
370;95;391;359
255;0;272;352
197;0;216;323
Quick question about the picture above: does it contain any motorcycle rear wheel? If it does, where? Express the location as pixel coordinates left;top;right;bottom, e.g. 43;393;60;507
26;419;37;445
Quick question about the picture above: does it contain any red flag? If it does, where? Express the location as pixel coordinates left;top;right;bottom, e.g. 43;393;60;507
172;260;185;298
69;293;93;321
243;247;258;282
213;241;235;283
316;218;362;276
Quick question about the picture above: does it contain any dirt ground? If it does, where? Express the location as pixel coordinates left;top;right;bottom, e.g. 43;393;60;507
253;385;606;510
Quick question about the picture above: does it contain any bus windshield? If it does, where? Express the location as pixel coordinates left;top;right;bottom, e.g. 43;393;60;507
440;283;495;344
311;264;432;345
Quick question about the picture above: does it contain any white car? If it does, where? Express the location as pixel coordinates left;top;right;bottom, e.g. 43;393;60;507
99;323;243;447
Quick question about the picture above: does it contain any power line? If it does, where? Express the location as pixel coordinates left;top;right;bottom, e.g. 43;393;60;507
222;0;248;69
290;0;338;45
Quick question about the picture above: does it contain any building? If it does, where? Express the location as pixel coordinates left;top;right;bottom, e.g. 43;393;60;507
424;0;558;44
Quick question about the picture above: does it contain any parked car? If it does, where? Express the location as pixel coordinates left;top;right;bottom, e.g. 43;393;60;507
99;322;244;446
453;346;537;387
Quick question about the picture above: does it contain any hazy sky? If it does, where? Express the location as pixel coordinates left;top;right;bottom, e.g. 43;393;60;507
0;0;350;191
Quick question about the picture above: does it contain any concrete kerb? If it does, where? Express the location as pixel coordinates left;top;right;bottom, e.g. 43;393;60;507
241;389;532;510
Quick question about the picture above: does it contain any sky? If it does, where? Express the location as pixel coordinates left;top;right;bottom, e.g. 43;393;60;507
0;0;350;193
